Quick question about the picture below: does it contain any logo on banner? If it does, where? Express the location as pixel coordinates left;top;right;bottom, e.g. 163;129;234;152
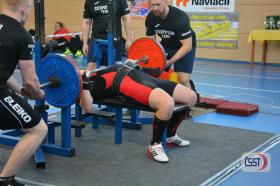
242;152;271;172
173;0;235;13
176;0;190;8
192;0;230;6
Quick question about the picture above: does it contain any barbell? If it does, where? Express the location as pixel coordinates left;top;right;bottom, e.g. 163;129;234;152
128;38;174;80
37;38;170;107
39;77;61;89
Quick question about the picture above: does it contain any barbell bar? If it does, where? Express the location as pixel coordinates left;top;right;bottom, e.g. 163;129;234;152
40;77;61;89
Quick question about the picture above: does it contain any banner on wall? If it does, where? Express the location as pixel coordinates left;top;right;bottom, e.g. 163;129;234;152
130;0;150;18
190;13;239;49
173;0;235;12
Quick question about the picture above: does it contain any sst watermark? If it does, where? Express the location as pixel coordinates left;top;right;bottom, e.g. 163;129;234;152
242;152;271;172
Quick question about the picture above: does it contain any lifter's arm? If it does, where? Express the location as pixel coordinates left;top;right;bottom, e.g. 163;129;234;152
79;90;93;112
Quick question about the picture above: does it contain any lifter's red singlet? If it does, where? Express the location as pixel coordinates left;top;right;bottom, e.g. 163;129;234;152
89;64;177;105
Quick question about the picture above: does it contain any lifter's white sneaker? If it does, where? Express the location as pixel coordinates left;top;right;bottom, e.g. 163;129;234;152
167;134;190;147
146;143;169;163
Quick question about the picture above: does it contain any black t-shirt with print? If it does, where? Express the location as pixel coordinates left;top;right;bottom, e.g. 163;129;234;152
145;5;196;49
0;14;33;86
83;0;130;39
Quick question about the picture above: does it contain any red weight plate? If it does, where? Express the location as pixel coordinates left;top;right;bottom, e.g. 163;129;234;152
128;38;166;72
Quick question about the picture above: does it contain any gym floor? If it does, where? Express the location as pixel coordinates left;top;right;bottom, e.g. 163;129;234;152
192;59;280;134
68;59;280;185
192;60;280;186
1;59;279;186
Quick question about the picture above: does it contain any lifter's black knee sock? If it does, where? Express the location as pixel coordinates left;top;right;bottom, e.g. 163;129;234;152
167;109;190;138
151;116;170;145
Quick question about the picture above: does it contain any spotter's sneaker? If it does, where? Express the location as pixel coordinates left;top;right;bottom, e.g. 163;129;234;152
146;143;169;163
167;134;190;147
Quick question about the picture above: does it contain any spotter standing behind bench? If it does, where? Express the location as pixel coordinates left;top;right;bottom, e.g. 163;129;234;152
145;0;196;88
0;0;48;185
80;62;197;163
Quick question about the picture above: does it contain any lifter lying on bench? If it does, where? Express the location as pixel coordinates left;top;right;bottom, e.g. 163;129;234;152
79;62;197;163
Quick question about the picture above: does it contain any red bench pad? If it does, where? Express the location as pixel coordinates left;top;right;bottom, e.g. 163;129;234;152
216;101;259;116
199;97;227;108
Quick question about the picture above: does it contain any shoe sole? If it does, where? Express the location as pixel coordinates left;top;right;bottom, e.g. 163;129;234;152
146;150;169;163
167;143;190;148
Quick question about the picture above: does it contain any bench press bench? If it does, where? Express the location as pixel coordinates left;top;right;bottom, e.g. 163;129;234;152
82;98;190;144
